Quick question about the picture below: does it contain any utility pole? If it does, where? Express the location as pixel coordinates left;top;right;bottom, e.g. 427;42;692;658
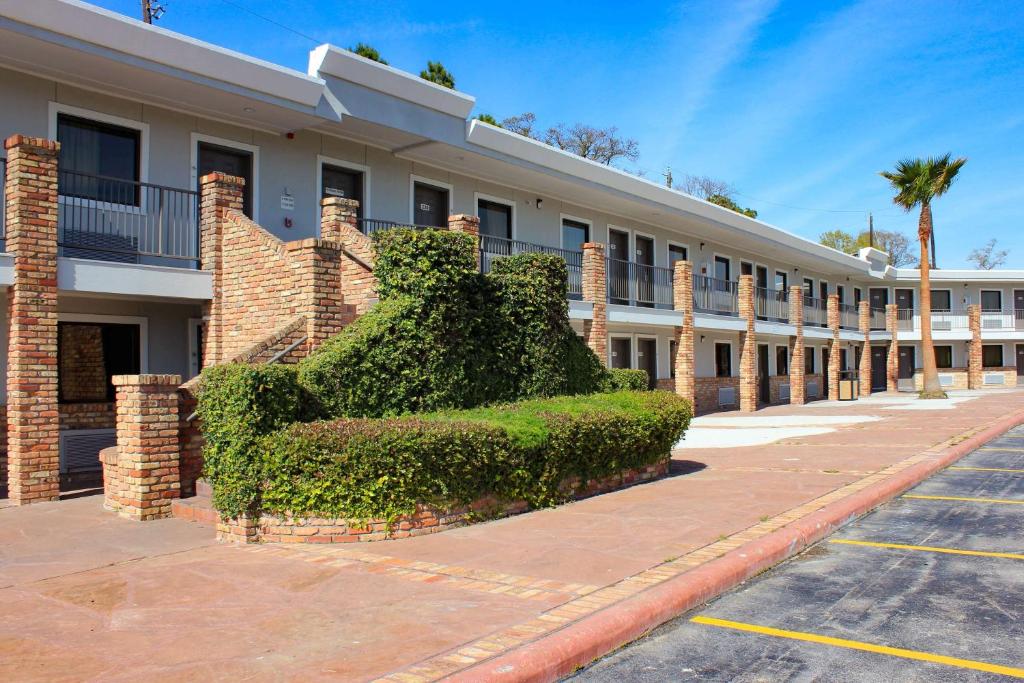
141;0;164;24
868;212;875;249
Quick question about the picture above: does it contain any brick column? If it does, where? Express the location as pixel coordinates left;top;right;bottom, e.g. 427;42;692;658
319;196;359;242
968;304;982;389
285;239;350;352
107;375;182;520
673;260;694;405
5;135;60;504
886;303;899;391
858;301;872;396
788;285;805;405
738;274;757;412
582;243;608;365
827;294;841;400
199;173;245;367
448;214;481;269
321;197;377;316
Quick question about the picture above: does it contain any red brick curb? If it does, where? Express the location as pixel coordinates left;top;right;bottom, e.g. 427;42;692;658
445;407;1024;683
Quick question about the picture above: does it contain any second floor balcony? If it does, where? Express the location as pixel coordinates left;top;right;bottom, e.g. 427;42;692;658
897;307;1024;332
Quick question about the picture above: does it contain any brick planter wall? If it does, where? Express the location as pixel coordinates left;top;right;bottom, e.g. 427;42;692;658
217;459;670;544
914;367;1018;391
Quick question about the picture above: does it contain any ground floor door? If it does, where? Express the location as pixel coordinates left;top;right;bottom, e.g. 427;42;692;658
821;347;830;397
610;337;631;370
637;338;657;389
1016;344;1024;378
898;346;915;380
758;344;770;404
871;346;888;391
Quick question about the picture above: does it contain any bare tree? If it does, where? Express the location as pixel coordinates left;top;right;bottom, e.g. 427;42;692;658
674;174;734;200
501;112;538;138
542;123;639;165
968;239;1009;270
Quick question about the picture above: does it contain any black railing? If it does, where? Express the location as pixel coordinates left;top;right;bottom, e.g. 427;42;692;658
803;296;828;327
58;169;198;266
358;218;445;237
606;258;673;308
479;234;583;298
755;286;788;322
839;303;859;330
693;275;739;316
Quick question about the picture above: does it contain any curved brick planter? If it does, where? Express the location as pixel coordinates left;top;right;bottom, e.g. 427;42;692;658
217;459;669;544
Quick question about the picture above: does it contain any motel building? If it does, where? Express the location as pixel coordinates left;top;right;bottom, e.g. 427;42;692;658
1;0;1023;508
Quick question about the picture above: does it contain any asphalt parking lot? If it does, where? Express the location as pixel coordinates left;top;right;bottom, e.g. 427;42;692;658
573;427;1024;682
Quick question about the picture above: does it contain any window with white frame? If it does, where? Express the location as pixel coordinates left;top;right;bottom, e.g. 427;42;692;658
57;114;141;204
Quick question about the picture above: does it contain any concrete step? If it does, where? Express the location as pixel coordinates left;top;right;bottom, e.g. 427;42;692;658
171;494;218;527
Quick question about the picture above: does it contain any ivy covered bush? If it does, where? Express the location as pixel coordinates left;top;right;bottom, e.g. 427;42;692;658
255;390;691;522
606;368;651;392
298;228;607;418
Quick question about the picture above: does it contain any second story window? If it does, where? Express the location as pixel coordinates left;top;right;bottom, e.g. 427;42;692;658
561;218;589;252
775;271;788;291
57;114;140;205
932;290;952;312
981;290;1003;313
714;256;730;281
669;244;687;266
477;199;512;239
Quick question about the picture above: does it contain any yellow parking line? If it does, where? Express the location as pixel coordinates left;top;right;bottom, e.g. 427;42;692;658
829;538;1024;560
690;616;1024;678
949;466;1024;474
903;494;1024;505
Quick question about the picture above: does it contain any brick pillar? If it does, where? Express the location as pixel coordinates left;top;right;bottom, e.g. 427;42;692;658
199;173;245;367
968;304;982;389
673;260;695;405
886;303;899;391
788;285;805;405
827;294;841;400
285;239;349;352
738;274;757;412
448;214;481;269
319;196;359;242
5;135;60;504
858;301;872;396
582;243;607;365
321;197;377;315
108;375;182;520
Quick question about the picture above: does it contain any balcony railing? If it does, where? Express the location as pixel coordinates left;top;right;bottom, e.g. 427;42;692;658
870;307;887;331
803;296;827;327
839;303;859;330
755;286;788;322
607;258;674;308
897;308;972;331
479;234;583;298
979;308;1016;331
897;308;914;331
694;275;739;316
58;169;198;267
358;218;445;237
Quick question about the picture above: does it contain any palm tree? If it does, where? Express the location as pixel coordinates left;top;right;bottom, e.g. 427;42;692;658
880;154;967;398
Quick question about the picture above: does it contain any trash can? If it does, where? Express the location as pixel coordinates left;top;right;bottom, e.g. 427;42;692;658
838;370;859;401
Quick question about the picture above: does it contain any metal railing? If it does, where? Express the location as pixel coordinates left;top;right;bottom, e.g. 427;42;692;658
693;275;739;316
978;308;1014;331
897;308;972;331
897;308;914;331
803;296;828;327
839;303;859;330
1017;309;1024;331
479;234;583;298
58;169;198;266
606;258;674;308
357;218;445;237
870;307;887;330
755;286;788;322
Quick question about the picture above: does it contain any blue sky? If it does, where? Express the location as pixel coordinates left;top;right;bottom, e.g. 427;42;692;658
93;0;1024;268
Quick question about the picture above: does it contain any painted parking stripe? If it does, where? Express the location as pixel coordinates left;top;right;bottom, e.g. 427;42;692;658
829;538;1024;560
690;616;1024;678
903;494;1024;505
949;466;1024;474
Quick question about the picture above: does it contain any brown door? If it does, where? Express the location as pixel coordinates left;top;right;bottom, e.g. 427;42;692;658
755;265;768;289
637;338;657;389
635;236;655;308
898;346;915;380
610;338;631;370
608;230;630;304
1015;291;1024;330
871;346;887;390
1016;344;1024;377
758;344;770;404
413;182;448;227
821;347;830;396
895;289;914;310
198;142;253;217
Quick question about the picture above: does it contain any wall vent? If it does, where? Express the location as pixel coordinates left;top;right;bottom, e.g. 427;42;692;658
718;386;737;406
984;372;1005;385
807;381;819;398
59;428;116;474
779;383;791;401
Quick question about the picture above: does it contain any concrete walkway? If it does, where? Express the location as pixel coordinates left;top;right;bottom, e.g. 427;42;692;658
3;389;1024;682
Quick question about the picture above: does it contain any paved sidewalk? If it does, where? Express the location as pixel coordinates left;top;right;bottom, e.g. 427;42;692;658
3;389;1024;682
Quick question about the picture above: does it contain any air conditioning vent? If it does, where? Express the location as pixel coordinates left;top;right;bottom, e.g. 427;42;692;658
779;384;791;400
939;374;954;387
807;381;819;398
59;428;116;474
984;373;1005;385
932;321;952;331
982;318;1002;329
718;387;737;407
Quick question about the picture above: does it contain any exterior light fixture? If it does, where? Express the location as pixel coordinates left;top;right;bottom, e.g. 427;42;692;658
536;198;543;209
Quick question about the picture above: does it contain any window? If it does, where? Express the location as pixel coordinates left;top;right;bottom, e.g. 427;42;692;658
836;285;845;304
668;244;688;266
854;287;863;305
561;218;589;252
669;339;677;378
58;322;141;403
934;345;953;369
981;290;1003;313
983;345;1003;368
740;261;753;276
477;198;512;239
774;271;788;291
714;256;731;281
715;342;732;377
931;290;952;312
322;164;364;219
805;347;815;374
57;114;141;204
776;346;788;376
803;278;814;299
819;281;828;300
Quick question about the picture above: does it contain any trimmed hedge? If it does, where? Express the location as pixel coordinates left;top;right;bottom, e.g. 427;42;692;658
256;391;692;521
606;368;650;392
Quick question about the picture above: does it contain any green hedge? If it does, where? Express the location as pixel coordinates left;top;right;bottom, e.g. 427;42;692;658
606;368;650;391
256;391;691;521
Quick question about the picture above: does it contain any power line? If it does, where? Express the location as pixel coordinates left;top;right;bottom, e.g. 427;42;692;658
732;190;901;216
216;0;324;45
